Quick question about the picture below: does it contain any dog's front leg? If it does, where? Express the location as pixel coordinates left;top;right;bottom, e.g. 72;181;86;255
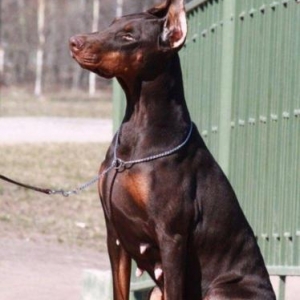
157;231;187;300
107;226;131;300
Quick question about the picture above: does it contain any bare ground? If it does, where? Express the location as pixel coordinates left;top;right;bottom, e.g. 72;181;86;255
0;238;110;300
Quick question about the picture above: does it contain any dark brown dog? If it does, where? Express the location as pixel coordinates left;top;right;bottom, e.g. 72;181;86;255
70;0;276;299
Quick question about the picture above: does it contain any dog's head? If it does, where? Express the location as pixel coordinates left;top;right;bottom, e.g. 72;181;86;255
69;0;187;80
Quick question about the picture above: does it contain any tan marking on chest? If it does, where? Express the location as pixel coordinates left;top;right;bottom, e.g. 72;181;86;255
122;173;149;208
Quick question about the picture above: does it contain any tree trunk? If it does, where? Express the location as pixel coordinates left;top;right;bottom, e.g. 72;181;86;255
89;0;100;96
0;46;4;81
0;1;3;81
17;0;28;81
34;0;45;97
116;0;123;18
72;0;85;91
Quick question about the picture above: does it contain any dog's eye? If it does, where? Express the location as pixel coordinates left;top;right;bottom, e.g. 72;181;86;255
122;34;135;42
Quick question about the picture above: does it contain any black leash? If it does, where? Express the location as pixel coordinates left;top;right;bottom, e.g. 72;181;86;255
0;174;54;195
0;169;111;197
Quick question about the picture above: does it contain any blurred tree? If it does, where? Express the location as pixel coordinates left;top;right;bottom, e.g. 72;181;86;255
1;0;163;93
0;1;4;83
34;0;45;97
89;0;100;96
116;0;123;18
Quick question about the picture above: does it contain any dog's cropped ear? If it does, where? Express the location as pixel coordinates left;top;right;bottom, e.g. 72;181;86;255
148;0;187;50
147;0;170;18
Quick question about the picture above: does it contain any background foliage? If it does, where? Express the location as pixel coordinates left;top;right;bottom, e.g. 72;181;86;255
0;0;161;92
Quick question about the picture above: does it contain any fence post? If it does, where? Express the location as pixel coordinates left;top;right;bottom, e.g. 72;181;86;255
278;276;286;300
218;0;236;175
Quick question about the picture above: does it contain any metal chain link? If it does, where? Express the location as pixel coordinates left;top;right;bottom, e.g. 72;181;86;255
48;162;116;197
113;122;193;166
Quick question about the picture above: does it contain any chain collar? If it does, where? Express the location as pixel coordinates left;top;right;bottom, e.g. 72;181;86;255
112;122;194;170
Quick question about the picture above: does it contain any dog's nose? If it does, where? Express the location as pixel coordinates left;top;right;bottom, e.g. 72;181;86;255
69;35;85;52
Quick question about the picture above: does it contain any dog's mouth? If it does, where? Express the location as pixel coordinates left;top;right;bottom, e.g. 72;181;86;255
69;35;119;79
82;55;98;65
70;51;113;79
69;36;101;70
70;49;98;65
74;54;98;67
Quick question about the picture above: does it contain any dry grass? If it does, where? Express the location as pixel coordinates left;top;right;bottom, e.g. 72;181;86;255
0;143;109;251
0;86;114;250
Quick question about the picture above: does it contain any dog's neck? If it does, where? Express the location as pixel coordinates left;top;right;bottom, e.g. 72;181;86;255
116;54;191;156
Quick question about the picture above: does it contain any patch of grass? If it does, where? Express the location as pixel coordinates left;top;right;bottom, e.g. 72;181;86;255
0;87;113;119
0;143;110;251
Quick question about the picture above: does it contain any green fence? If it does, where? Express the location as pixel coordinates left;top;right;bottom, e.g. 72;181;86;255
113;0;300;299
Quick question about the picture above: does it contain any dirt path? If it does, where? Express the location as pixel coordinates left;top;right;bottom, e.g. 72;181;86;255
0;117;113;144
0;238;110;300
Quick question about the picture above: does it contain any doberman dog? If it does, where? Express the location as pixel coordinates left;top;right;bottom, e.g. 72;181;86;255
69;0;276;299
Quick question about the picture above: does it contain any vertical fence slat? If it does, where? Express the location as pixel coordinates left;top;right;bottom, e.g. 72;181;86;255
218;0;236;174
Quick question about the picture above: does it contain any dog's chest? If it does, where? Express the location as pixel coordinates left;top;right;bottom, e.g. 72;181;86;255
102;169;156;248
116;171;150;209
